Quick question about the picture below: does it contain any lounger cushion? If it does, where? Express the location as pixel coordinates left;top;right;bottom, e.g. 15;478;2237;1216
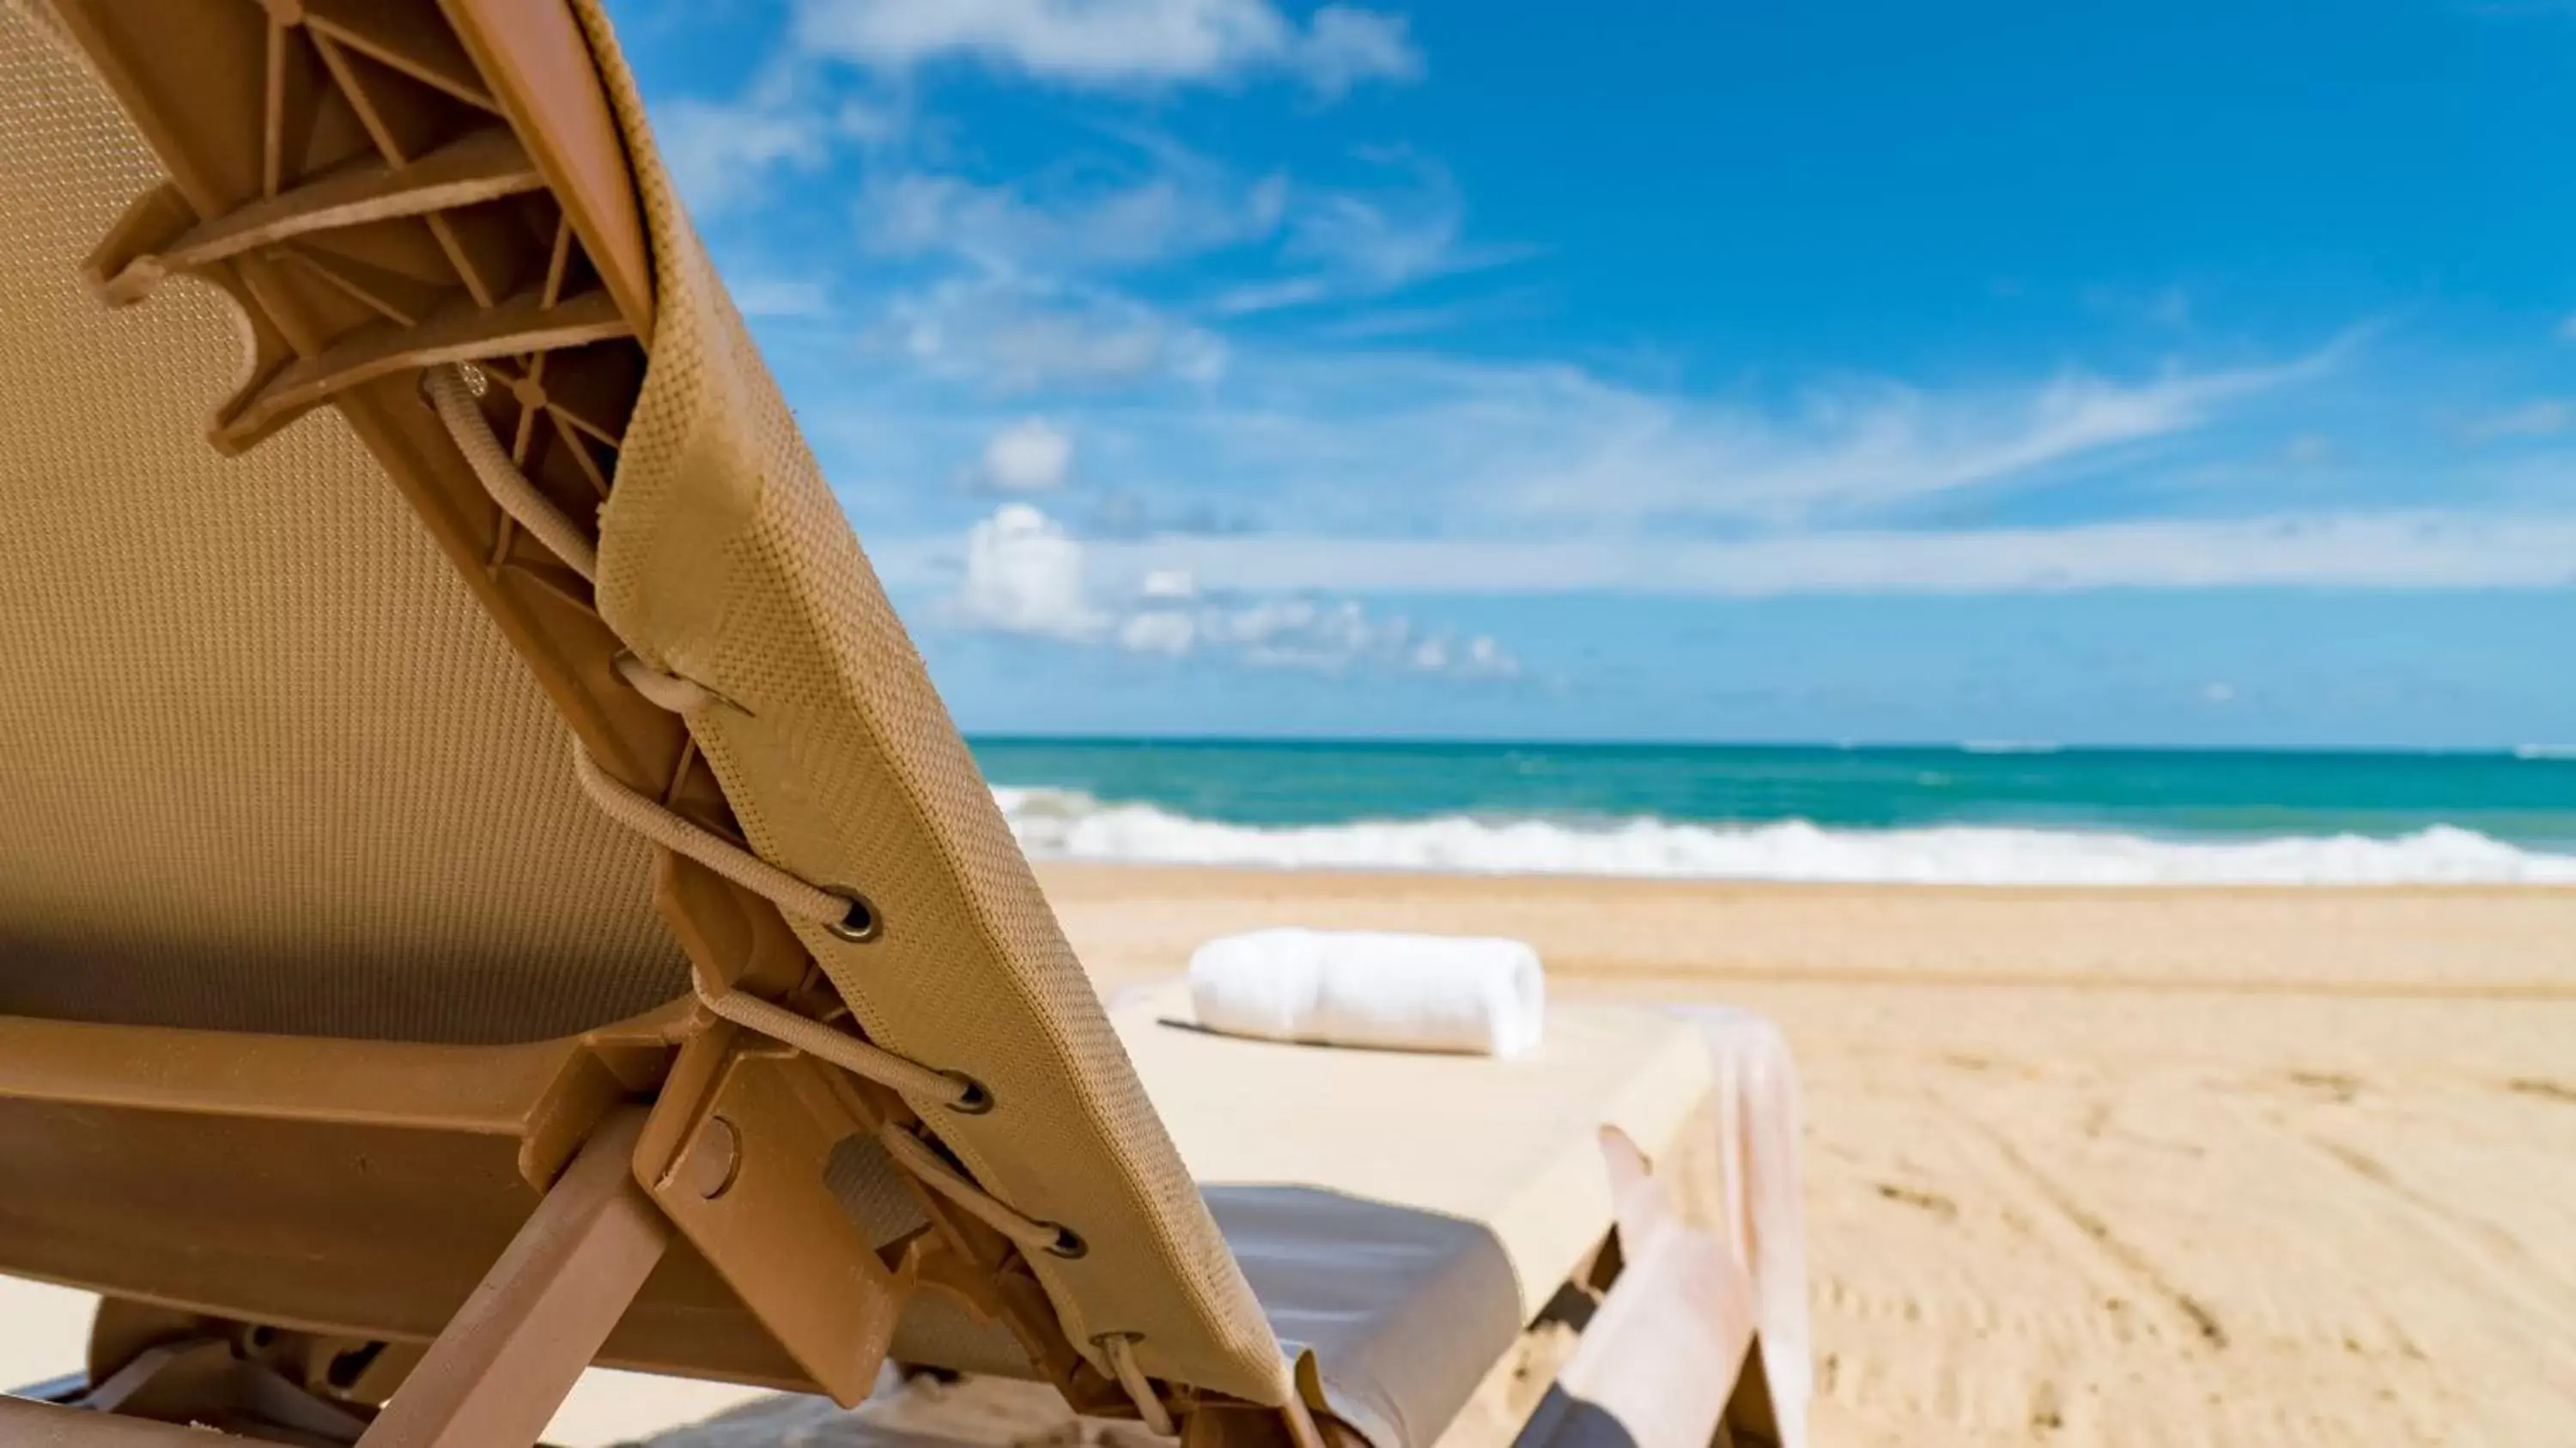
1116;985;1719;1446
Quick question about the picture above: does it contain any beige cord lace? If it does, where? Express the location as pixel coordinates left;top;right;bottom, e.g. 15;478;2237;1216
425;365;599;582
568;742;861;931
877;1121;1082;1259
693;977;983;1109
566;748;986;1116
613;653;720;713
424;360;1171;1413
1097;1334;1176;1435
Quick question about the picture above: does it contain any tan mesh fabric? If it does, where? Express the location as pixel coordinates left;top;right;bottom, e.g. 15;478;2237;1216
568;3;1289;1406
825;1133;932;1249
889;1294;1041;1379
0;3;690;1044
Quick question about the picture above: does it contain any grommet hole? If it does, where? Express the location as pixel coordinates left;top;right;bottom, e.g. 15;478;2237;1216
945;1073;995;1115
824;889;880;943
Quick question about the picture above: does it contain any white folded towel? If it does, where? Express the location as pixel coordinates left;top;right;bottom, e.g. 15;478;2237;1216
1186;928;1546;1056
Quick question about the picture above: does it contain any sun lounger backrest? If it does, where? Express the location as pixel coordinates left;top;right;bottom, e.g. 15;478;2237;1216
0;1;690;1045
0;0;1292;1410
569;3;1290;1403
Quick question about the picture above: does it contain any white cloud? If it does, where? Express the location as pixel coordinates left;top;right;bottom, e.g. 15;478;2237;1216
941;507;1515;677
1493;342;2349;522
1211;154;1516;316
2463;399;2571;441
1297;6;1421;96
977;418;1076;490
728;276;835;319
883;275;1228;392
792;0;1421;93
853;139;1504;324
656;96;831;216
864;161;1287;271
1046;511;2576;595
1118;609;1198;655
1209;275;1337;315
1028;334;2353;532
1286;170;1463;289
956;503;1104;637
653;76;904;217
1183;596;1518;677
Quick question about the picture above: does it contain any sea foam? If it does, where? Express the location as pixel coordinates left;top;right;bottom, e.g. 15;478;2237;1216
993;787;2576;885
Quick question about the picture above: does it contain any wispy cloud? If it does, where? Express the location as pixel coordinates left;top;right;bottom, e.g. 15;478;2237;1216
1030;511;2576;595
1490;336;2356;523
790;0;1421;94
893;333;2357;540
727;275;835;319
657;94;834;215
651;71;904;216
856;136;1512;325
1213;151;1525;314
878;274;1230;392
2462;399;2572;441
862;155;1289;271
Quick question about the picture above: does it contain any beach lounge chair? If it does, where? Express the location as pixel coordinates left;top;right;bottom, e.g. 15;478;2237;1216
0;3;1809;1446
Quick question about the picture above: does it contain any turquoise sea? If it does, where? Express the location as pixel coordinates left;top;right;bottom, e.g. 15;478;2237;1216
969;739;2576;885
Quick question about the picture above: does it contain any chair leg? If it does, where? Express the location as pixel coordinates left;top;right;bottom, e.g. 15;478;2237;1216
355;1108;671;1448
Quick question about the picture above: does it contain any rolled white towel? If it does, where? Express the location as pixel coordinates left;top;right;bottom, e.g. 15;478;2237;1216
1187;928;1546;1056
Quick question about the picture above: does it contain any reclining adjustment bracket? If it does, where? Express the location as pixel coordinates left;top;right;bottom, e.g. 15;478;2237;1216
634;1022;906;1408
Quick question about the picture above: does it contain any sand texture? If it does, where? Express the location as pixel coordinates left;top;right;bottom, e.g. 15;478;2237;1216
1045;868;2576;1447
5;871;2573;1445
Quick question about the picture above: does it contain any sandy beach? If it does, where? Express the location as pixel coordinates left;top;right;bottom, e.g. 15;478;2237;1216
8;871;2574;1445
1047;867;2576;1447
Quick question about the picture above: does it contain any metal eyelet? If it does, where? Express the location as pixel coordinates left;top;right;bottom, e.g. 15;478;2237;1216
943;1072;995;1115
823;889;880;944
1044;1225;1089;1260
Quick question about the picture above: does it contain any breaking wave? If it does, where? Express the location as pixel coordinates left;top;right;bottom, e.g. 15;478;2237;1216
993;787;2576;885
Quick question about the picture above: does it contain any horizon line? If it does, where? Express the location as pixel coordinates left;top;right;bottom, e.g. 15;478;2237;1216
959;733;2576;758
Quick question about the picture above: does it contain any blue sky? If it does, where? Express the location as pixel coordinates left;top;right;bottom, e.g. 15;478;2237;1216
605;0;2576;747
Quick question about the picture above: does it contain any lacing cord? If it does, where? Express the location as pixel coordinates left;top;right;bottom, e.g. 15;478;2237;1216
565;745;985;1116
878;1122;1086;1260
427;360;1169;1419
1097;1333;1176;1435
694;978;989;1112
873;1126;1175;1427
425;365;599;582
614;653;720;713
568;743;875;938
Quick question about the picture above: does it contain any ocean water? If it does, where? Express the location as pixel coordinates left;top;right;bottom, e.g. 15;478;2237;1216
969;739;2576;885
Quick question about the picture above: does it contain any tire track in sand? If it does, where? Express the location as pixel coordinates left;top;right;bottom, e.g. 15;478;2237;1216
1938;1096;2232;1354
2300;1132;2576;1348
